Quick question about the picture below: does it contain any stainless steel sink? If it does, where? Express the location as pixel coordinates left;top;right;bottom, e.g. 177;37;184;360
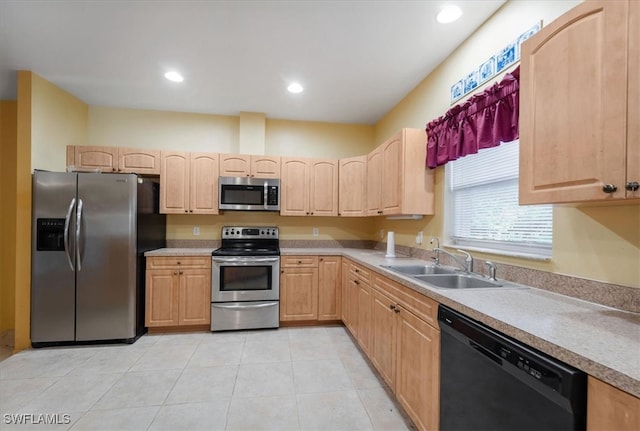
413;274;502;289
381;264;457;276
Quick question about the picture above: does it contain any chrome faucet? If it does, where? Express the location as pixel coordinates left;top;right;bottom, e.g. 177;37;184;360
485;261;497;281
433;248;473;273
429;237;440;265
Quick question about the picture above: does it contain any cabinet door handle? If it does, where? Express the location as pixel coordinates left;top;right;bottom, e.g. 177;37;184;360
625;181;639;192
602;184;617;193
179;271;183;275
354;279;360;285
394;307;400;314
298;260;302;264
173;271;178;275
389;304;396;310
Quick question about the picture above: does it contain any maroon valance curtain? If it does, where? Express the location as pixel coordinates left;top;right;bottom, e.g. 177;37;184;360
425;66;520;168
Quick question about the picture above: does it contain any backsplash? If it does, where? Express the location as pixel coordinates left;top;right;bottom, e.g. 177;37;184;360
164;239;638;313
371;242;639;313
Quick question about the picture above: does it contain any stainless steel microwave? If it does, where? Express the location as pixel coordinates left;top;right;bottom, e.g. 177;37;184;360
218;176;280;211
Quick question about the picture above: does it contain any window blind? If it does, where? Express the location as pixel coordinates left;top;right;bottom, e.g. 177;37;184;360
447;141;552;256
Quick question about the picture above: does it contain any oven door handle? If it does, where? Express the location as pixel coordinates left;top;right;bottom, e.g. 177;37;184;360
213;257;280;264
212;302;278;310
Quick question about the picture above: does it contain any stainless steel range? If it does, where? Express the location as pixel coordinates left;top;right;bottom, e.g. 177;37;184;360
211;226;280;331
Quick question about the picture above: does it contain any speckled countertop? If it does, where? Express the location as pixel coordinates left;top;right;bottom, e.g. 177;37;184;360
146;247;640;397
145;248;215;256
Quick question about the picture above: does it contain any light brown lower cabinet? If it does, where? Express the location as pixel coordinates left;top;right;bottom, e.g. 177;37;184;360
145;256;211;327
280;255;341;322
587;376;640;431
342;259;440;431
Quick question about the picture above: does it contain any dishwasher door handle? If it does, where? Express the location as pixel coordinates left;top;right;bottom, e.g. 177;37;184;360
469;340;502;365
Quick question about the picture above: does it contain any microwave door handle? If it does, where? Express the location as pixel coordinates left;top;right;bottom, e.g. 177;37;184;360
63;197;76;271
264;183;268;210
75;198;83;271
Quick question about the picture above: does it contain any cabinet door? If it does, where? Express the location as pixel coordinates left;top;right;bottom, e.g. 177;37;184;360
519;0;629;203
366;148;382;215
396;306;440;431
220;154;251;177
341;260;350;324
627;0;640;199
251;156;281;178
356;282;372;355
309;159;338;216
381;135;403;214
339;156;367;216
190;152;219;214
318;257;341;321
281;158;310;216
179;268;211;326
145;269;179;327
587;376;640;431
280;267;318;321
160;151;190;214
370;288;398;389
74;146;118;173
118;148;160;174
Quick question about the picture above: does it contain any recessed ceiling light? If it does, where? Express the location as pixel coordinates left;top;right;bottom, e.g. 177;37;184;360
287;82;304;94
436;5;463;24
164;71;184;82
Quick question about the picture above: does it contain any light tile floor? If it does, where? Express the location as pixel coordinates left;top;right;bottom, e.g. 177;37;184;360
0;326;415;431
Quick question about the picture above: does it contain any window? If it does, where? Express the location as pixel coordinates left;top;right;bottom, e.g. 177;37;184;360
445;140;552;258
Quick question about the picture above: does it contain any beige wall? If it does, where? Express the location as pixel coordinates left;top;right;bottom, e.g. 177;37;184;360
31;73;88;171
167;213;371;242
374;0;639;288
88;106;239;154
266;119;375;158
0;100;18;332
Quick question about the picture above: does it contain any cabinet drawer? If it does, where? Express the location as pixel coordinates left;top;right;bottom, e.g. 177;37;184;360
281;256;319;267
349;262;371;283
372;274;438;328
147;256;211;269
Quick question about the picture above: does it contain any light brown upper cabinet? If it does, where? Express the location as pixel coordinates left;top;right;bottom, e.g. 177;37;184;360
519;0;639;204
281;157;339;216
339;156;367;217
67;145;161;175
219;154;281;178
366;129;435;216
160;151;219;214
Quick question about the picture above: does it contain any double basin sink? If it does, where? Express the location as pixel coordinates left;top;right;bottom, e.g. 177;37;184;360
381;264;503;289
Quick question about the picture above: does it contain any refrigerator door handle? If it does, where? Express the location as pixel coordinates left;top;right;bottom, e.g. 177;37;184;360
63;197;76;271
76;198;83;271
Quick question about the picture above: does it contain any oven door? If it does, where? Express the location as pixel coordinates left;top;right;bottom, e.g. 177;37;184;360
212;256;280;302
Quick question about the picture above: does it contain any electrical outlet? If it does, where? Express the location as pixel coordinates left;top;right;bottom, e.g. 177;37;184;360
312;227;319;236
193;226;200;236
416;231;423;244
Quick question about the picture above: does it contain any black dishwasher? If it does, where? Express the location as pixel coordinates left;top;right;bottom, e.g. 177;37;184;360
438;305;587;430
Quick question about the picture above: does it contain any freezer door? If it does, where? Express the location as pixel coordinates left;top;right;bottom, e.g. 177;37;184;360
31;171;78;343
75;173;137;341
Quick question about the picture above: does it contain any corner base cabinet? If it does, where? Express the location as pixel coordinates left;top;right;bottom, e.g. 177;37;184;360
280;255;341;322
145;256;211;327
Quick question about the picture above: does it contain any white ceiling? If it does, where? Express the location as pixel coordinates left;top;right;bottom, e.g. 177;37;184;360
0;0;505;125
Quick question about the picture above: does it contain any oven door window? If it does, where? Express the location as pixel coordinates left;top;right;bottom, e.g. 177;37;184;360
221;185;265;206
220;266;272;291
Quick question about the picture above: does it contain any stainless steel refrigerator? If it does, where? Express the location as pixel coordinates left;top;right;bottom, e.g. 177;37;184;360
31;170;166;346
